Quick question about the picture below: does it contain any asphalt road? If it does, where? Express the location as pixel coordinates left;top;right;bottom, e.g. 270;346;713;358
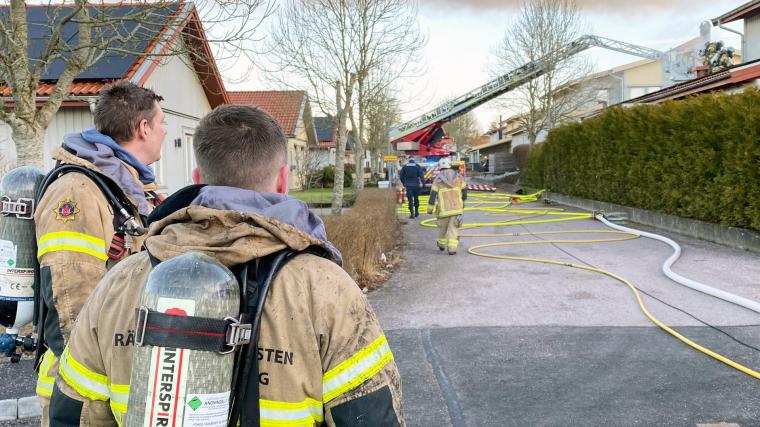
0;358;35;401
2;196;759;426
370;196;760;427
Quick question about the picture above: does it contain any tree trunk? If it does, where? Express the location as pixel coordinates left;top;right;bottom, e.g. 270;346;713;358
351;78;365;192
12;125;46;169
348;102;365;192
370;149;379;176
332;73;357;215
332;117;347;215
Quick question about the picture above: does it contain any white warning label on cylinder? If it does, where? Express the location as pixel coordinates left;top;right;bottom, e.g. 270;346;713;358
183;391;230;427
0;239;17;268
0;268;34;301
143;298;196;427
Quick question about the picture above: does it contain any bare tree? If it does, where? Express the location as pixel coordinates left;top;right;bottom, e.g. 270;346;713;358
296;143;323;190
265;0;423;211
333;75;356;213
348;0;424;191
365;89;399;178
490;0;593;146
266;0;357;214
0;1;272;168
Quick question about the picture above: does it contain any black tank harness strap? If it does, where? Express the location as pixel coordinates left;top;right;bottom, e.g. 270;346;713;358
32;162;148;370
35;163;147;237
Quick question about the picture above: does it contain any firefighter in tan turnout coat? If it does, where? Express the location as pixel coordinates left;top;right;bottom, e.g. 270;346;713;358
427;157;467;255
35;81;165;424
50;105;404;426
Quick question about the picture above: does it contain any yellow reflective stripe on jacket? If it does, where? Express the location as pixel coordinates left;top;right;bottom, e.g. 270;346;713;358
35;350;56;397
109;383;129;424
59;347;109;401
260;398;324;426
38;231;108;261
322;335;393;403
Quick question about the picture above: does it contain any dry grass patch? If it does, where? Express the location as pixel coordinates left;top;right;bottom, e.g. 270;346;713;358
324;188;401;288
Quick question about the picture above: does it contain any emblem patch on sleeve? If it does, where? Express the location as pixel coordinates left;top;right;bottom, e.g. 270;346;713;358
53;199;80;223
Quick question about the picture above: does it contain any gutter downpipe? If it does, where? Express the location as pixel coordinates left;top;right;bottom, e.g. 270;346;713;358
716;19;745;64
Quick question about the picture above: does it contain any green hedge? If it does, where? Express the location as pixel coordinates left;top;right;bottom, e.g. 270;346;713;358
524;88;760;231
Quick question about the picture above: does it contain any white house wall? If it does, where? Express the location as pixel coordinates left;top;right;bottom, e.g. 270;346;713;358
0;106;94;172
144;53;212;120
1;53;213;196
745;14;760;63
288;126;309;191
512;129;547;151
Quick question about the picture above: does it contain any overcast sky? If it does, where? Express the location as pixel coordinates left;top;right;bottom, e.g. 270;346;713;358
229;0;744;132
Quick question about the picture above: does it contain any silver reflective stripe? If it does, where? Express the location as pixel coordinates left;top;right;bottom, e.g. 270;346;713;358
110;385;129;406
259;398;324;425
322;341;392;399
260;405;323;421
36;378;54;396
59;351;109;400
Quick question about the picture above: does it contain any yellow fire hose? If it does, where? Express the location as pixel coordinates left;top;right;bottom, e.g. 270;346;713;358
400;190;760;381
467;232;760;381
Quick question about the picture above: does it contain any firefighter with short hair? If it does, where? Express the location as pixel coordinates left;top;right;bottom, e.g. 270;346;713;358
35;81;165;425
427;157;467;255
50;105;404;426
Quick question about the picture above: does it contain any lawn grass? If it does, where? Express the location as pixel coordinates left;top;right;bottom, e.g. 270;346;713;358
291;187;355;206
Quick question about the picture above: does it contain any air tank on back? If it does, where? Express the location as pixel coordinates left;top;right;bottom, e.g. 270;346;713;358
126;252;240;427
0;167;44;357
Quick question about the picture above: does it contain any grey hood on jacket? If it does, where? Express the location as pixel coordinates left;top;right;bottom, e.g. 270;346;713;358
61;133;152;216
191;186;343;264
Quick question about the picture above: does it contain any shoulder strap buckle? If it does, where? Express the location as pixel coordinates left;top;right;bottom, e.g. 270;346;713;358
1;196;35;219
135;306;150;347
108;234;127;260
222;316;252;355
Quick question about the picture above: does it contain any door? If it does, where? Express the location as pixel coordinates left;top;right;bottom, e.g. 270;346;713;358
156;127;195;195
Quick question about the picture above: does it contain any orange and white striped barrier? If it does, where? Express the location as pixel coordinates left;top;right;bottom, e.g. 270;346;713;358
466;184;496;192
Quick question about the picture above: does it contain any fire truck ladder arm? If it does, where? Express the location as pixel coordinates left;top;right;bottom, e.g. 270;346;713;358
388;35;670;144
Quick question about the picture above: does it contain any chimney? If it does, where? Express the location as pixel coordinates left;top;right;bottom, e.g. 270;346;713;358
695;65;711;78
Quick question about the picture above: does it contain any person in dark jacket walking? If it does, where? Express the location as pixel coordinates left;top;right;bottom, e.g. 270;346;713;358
400;158;424;218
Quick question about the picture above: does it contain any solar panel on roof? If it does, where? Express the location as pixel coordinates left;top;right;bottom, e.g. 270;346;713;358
18;4;179;81
314;117;335;141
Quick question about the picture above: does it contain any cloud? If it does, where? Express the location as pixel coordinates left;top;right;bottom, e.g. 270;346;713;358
419;0;714;14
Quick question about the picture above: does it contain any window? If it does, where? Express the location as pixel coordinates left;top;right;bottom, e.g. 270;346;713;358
184;132;195;184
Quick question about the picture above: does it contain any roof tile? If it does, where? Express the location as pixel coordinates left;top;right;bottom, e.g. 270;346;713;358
228;90;306;136
1;81;110;97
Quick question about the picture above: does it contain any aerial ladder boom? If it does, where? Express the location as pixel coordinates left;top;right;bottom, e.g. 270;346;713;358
389;35;686;151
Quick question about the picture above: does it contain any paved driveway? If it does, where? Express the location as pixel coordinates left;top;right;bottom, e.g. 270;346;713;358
370;197;760;427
